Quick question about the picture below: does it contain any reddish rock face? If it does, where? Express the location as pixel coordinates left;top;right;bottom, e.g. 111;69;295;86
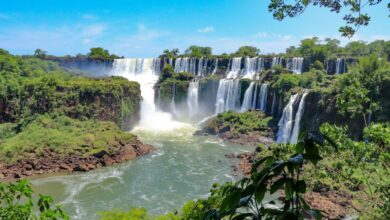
0;140;154;180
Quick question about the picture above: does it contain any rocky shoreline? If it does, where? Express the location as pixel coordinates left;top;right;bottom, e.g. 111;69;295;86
0;139;154;180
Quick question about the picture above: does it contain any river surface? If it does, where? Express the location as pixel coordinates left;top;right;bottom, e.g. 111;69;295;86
31;126;253;219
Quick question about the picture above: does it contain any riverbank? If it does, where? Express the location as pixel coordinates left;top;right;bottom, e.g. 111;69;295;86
0;138;154;180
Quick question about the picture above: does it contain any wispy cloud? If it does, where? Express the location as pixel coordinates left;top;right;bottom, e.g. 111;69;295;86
82;24;106;38
198;26;214;33
82;14;97;20
131;24;167;41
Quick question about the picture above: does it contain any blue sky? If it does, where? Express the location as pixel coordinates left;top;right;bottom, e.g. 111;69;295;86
0;0;389;57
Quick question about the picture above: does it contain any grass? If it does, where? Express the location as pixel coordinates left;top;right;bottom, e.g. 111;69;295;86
209;111;272;136
0;114;137;164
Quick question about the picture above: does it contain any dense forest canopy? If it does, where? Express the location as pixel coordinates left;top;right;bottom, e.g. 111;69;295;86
160;38;390;61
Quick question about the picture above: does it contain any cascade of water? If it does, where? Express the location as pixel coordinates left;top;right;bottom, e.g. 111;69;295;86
276;94;299;143
170;84;178;117
226;58;242;79
251;83;259;109
240;82;255;112
258;84;268;111
290;92;308;144
257;57;265;72
197;58;204;77
215;79;240;114
335;58;345;74
242;57;258;79
271;92;277;115
187;80;199;117
153;59;161;75
112;58;186;131
168;58;173;66
286;57;304;74
272;57;282;68
212;58;218;75
189;58;197;74
174;58;197;74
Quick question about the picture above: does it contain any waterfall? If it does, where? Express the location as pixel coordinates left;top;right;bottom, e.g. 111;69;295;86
287;57;304;74
170;84;178;117
226;58;242;79
240;82;255;112
271;92;277;115
212;58;218;75
215;79;240;114
112;58;186;131
276;94;299;143
242;57;257;79
335;58;345;74
251;83;259;109
276;92;308;144
197;58;204;77
290;92;308;144
258;84;268;111
187;80;199;117
174;58;197;74
272;57;282;68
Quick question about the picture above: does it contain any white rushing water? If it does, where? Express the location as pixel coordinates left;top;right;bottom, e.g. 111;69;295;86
258;84;268;111
290;92;308;144
240;82;255;112
335;58;345;74
271;57;282;68
187;80;199;117
276;94;299;143
276;93;308;144
112;58;188;131
286;57;304;74
226;57;242;79
215;79;240;114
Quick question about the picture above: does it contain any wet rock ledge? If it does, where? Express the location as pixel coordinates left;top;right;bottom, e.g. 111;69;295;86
0;139;154;180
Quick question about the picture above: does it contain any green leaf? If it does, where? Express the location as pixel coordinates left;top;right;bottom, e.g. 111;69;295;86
254;184;266;203
284;179;293;200
251;156;273;173
295;180;307;193
270;178;286;194
287;154;304;165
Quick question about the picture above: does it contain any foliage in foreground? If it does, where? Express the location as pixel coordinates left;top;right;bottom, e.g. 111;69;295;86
0;180;69;220
0;114;137;164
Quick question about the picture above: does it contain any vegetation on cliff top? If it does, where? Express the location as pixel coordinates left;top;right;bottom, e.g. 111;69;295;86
207;111;272;136
0;114;137;164
156;64;193;103
0;49;140;128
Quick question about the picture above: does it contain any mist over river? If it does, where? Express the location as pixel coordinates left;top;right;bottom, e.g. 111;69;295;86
31;127;252;219
30;58;253;219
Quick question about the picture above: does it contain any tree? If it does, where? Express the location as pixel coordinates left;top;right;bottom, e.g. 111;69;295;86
184;45;212;58
268;0;388;37
34;49;47;59
160;48;180;58
88;47;110;59
0;180;69;219
232;46;260;57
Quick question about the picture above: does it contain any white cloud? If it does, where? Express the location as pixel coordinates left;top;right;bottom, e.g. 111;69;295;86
254;32;268;38
130;24;167;41
198;26;214;33
83;38;92;44
82;24;106;37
